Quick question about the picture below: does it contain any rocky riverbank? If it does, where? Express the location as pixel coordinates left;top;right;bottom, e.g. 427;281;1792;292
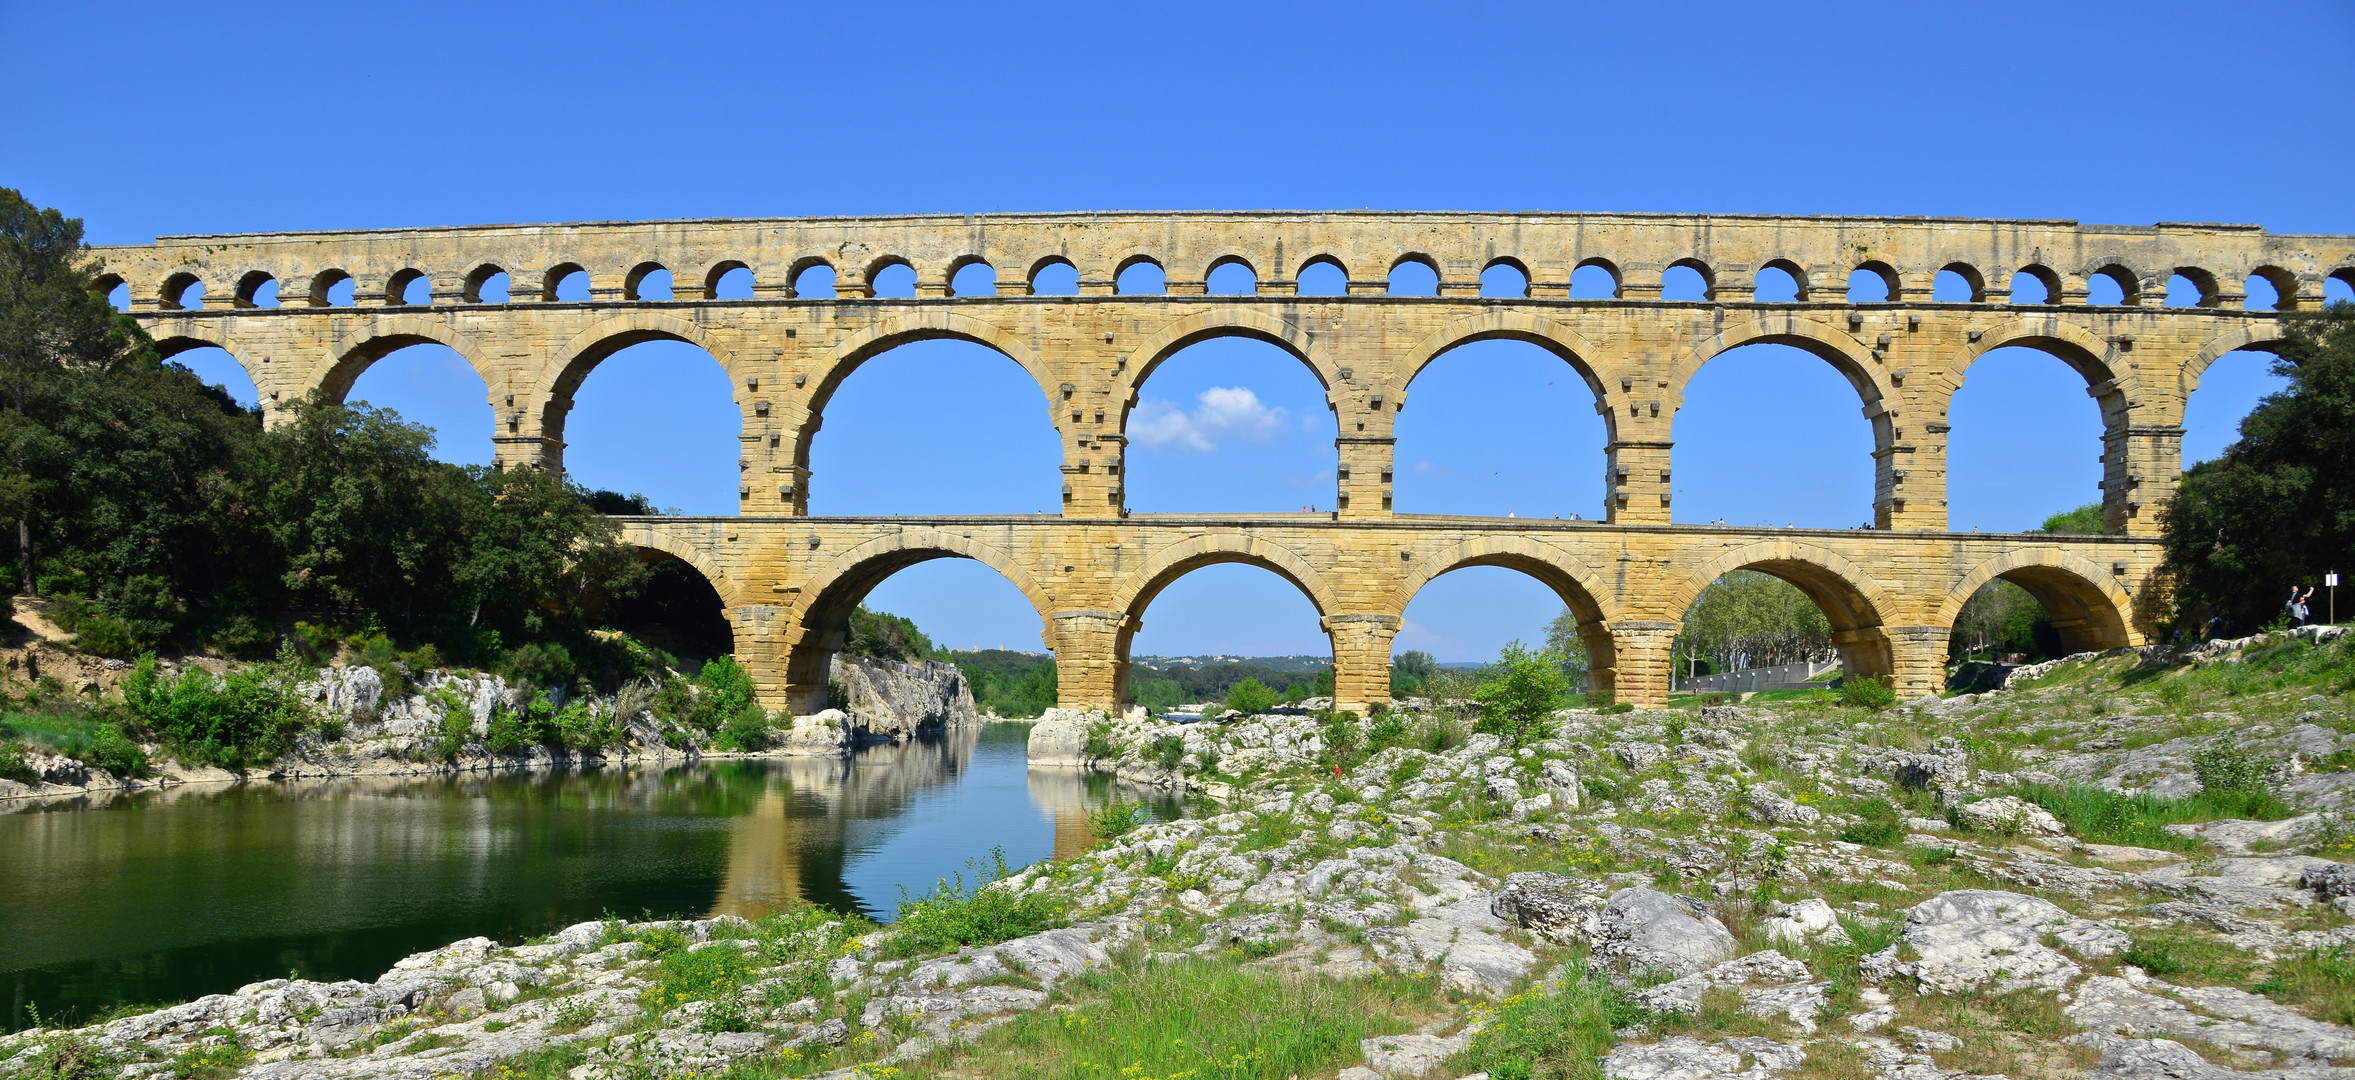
0;654;978;804
8;627;2355;1080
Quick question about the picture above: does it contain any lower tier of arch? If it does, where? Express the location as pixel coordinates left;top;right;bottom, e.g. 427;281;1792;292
616;515;2164;714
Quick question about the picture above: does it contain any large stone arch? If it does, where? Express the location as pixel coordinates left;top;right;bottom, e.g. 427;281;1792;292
2181;323;2292;392
1940;547;2139;655
1667;315;1896;408
1107;531;1339;704
614;520;741;608
321;315;498;403
1391;534;1622;693
1117;309;1334;426
1957;316;2124;391
151;326;265;395
782;527;1058;698
521;312;730;473
1661;539;1899;680
1397;310;1622;414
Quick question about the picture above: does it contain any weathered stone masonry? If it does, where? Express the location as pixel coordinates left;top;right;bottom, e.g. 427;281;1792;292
93;211;2355;708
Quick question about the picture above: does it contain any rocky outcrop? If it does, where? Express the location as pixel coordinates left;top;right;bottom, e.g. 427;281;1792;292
827;655;979;743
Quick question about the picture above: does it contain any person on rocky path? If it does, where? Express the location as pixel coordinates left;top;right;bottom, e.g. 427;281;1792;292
2290;585;2315;627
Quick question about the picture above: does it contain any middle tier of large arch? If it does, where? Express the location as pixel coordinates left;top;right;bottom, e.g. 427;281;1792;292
136;295;2278;434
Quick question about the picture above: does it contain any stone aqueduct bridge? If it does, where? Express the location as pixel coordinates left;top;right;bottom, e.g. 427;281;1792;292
94;212;2355;710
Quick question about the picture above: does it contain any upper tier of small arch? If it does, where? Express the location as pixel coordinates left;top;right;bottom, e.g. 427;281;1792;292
93;210;2355;314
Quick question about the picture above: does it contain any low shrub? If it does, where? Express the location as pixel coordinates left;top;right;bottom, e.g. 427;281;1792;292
121;650;316;770
1150;735;1186;772
884;847;1064;959
712;704;770;752
1087;799;1149;840
1838;675;1897;711
1836;798;1906;847
1222;677;1278;717
2192;734;2276;798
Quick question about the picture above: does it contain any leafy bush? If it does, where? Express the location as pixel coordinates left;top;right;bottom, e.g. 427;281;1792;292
1088;799;1149;839
712;705;771;752
0;739;35;783
1474;640;1570;747
203;616;276;660
1838;674;1896;711
1083;722;1116;760
121;651;316;770
884;847;1064;959
1837;798;1906;847
688;656;756;733
2192;734;2275;798
1150;735;1186;772
1223;677;1278;716
504;641;576;691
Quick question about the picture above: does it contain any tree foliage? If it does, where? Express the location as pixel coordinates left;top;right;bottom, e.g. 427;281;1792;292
1948;579;2055;661
2162;307;2355;626
844;605;939;663
0;189;662;674
1473;639;1569;748
2041;502;2105;535
1671;570;1833;673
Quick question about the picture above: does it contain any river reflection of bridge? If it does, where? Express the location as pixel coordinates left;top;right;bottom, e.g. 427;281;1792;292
710;724;1175;920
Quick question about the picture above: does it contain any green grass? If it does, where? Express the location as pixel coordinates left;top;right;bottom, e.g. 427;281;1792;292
1448;967;1641;1080
2255;944;2355;1027
0;710;150;778
2009;783;2292;852
881;847;1066;960
927;955;1436;1080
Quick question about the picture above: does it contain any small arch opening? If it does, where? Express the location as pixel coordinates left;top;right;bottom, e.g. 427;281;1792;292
234;271;279;309
1934;265;1983;303
1479;260;1529;299
1569;261;1620;298
1116;258;1166;295
1295;258;1347;296
162;273;204;310
950;260;999;297
103;279;128;311
2086;266;2138;306
389;269;431;306
1846;263;1896;303
2167;269;2215;308
626;263;673;302
710;263;755;300
1752;263;1803;303
792;262;838;300
1660;262;1709;302
1028;258;1079;296
2328;272;2355;306
1206;258;1257;296
1386;257;1438;297
2243;268;2295;312
311;269;355;307
868;260;918;299
2009;266;2057;305
464;265;510;304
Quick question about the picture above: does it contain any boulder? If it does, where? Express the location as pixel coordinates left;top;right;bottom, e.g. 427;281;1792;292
828;654;979;742
1026;709;1103;768
1594;888;1738;976
1950;795;2068;836
1490;872;1605;945
1600;1036;1805;1080
1863;889;2126;994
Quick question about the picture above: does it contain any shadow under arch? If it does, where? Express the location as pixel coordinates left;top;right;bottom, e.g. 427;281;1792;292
1108;533;1337;702
1391;535;1621;691
784;529;1057;712
1663;541;1899;682
1940;548;2139;655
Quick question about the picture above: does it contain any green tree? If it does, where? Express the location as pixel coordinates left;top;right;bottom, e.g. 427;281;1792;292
1671;571;1832;673
1222;677;1278;716
2163;307;2355;625
1541;609;1592;681
845;605;937;662
2041;502;2105;534
1390;649;1438;697
1473;639;1569;748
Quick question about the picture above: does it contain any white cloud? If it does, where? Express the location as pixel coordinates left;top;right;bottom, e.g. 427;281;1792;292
1130;386;1289;452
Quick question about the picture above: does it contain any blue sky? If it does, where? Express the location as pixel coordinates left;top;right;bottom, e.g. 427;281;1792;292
10;0;2347;661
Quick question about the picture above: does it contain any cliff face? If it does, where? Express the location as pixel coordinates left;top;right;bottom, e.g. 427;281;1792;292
826;655;981;743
